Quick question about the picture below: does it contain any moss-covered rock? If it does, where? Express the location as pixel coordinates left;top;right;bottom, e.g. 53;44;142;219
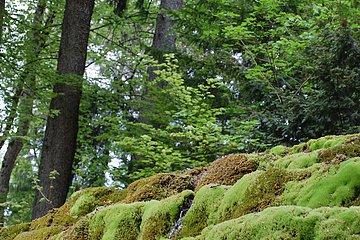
13;226;63;240
189;206;360;240
2;133;360;240
124;173;195;203
273;151;319;169
0;222;30;240
289;133;359;154
195;154;258;190
283;158;360;208
269;145;289;156
28;187;127;233
175;185;228;239
88;202;144;240
318;139;360;163
139;190;194;240
218;168;298;221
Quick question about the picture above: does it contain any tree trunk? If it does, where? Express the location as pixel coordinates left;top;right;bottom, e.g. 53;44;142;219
32;0;94;220
0;97;32;226
137;0;183;126
148;0;183;81
0;0;53;226
130;0;183;175
0;83;23;150
0;0;5;44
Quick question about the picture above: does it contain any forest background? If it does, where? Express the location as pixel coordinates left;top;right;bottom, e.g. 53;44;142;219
0;0;359;226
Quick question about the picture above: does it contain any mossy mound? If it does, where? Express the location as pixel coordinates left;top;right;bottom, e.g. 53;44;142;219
51;190;194;240
175;185;228;239
283;158;360;208
195;154;258;190
14;226;63;240
187;206;360;240
0;223;30;240
0;187;126;240
124;173;196;203
2;133;360;239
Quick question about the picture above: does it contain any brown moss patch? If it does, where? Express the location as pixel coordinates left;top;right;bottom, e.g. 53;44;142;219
124;173;195;203
29;187;126;232
318;139;360;164
195;154;258;190
13;226;63;240
50;217;90;240
0;222;30;240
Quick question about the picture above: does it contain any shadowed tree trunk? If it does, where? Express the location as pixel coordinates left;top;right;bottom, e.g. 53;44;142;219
0;0;4;44
0;84;23;150
147;0;183;81
130;0;183;176
32;0;95;219
0;0;54;226
137;0;184;126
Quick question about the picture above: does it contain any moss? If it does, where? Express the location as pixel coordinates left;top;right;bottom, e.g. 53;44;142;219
274;151;319;169
88;202;144;240
290;142;308;153
195;154;258;190
283;158;360;208
69;187;127;217
50;216;90;240
193;206;360;240
289;134;359;154
13;226;63;240
318;139;360;164
238;169;294;213
0;222;30;240
215;172;260;222
175;186;228;239
70;194;96;217
139;190;194;240
307;136;347;151
28;187;126;233
125;173;195;203
269;145;289;156
4;133;360;239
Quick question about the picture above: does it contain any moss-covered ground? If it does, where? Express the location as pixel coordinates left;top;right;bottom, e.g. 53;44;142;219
1;133;360;239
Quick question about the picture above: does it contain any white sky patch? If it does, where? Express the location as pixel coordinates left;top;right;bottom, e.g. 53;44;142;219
232;52;243;64
85;63;101;79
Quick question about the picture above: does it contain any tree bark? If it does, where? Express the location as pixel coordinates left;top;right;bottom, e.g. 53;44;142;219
0;0;5;44
0;0;53;226
0;83;23;150
32;0;94;219
137;0;183;126
148;0;183;81
130;0;183;175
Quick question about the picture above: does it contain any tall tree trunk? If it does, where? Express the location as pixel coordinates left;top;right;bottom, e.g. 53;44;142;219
137;0;183;126
0;0;4;44
147;0;183;81
0;83;23;150
0;0;53;226
0;92;33;226
32;0;94;219
130;0;183;175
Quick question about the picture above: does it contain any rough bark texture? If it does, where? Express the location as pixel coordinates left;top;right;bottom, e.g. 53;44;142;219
137;0;183;126
0;0;4;44
0;84;23;150
0;0;52;226
148;0;183;81
32;0;94;220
